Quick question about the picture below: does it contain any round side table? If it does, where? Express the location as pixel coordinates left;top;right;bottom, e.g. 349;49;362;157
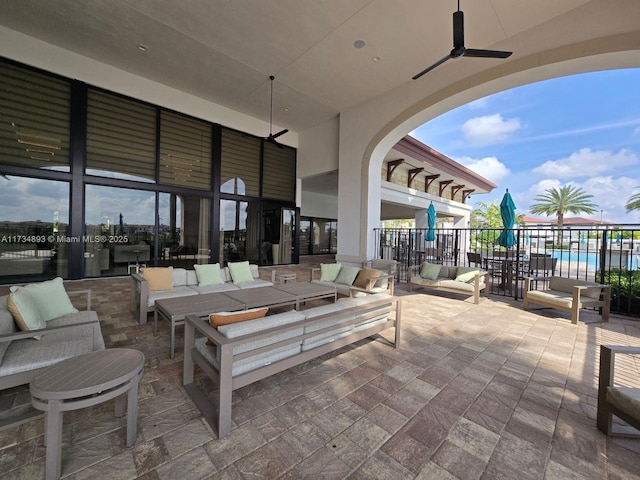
30;348;145;480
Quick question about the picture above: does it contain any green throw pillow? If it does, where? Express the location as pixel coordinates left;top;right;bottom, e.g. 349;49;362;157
228;261;254;284
8;287;46;338
455;266;480;284
23;277;78;322
334;266;361;285
194;263;224;286
420;262;441;280
319;263;342;282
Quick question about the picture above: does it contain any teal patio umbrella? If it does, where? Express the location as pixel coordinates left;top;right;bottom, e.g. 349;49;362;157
425;203;436;242
496;190;517;248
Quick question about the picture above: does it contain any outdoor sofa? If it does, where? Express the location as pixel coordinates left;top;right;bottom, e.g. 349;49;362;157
310;263;395;297
183;293;401;438
523;276;610;324
0;278;105;428
408;262;489;304
131;262;273;325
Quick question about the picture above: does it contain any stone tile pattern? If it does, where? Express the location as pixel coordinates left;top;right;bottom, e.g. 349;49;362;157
1;257;640;479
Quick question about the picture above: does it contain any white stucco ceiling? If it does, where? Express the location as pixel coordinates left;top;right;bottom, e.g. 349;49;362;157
2;0;634;138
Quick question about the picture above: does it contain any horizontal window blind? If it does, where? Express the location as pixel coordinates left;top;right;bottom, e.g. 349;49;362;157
86;89;156;182
159;111;212;189
220;128;260;196
0;63;70;170
262;142;295;201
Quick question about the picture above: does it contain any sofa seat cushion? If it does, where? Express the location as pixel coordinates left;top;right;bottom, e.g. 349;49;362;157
236;279;274;290
350;286;389;297
189;283;240;295
607;386;640;419
195;339;301;377
527;289;603;308
311;280;351;296
147;286;198;308
525;290;573;309
437;279;476;292
0;312;104;377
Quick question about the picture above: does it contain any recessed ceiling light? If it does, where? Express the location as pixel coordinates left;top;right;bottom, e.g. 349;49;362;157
371;56;382;62
283;107;289;112
137;44;147;52
354;40;366;49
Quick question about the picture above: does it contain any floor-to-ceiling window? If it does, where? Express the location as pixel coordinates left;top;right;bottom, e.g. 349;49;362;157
299;216;337;255
0;57;298;283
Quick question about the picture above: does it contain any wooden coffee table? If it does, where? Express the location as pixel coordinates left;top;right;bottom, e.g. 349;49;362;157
155;292;245;358
274;282;337;308
221;286;299;310
30;348;145;480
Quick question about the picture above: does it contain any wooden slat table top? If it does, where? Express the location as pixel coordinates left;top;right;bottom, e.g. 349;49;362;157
273;282;336;299
221;286;298;309
155;292;245;319
30;348;144;400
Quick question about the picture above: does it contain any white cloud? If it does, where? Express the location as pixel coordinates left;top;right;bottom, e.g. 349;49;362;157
461;114;521;146
456;156;510;183
532;148;638;179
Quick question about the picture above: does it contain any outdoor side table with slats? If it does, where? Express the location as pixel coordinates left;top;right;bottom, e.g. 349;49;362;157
30;348;145;480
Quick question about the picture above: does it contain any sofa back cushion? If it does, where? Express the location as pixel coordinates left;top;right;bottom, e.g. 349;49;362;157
218;310;305;355
439;266;457;279
549;277;603;299
143;267;174;291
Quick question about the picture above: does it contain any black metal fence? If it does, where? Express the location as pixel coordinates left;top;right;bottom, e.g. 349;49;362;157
374;225;640;317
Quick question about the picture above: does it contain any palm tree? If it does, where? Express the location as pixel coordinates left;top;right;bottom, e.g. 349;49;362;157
626;187;640;212
530;185;597;245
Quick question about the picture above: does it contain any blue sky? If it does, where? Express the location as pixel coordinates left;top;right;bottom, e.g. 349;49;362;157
411;68;640;224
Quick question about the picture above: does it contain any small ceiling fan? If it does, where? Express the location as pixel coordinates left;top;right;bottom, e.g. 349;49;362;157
264;75;288;148
412;0;512;80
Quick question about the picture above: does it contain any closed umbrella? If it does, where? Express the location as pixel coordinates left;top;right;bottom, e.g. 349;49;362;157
496;190;517;248
425;203;436;242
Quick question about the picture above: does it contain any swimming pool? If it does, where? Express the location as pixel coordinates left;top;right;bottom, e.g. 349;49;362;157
551;250;634;270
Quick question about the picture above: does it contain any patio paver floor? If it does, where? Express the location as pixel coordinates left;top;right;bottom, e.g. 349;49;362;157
1;262;639;479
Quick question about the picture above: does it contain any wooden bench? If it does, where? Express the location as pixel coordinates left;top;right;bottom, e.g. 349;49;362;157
182;294;401;438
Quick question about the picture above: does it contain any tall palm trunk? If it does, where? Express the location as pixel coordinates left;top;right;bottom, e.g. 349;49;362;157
556;211;564;246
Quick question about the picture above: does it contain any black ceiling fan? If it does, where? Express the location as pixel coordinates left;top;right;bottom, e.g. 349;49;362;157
264;75;288;148
412;0;512;80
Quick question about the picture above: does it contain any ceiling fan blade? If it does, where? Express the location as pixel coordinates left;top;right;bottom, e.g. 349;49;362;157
412;54;453;80
464;48;512;59
453;10;464;48
270;128;288;139
266;136;285;149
